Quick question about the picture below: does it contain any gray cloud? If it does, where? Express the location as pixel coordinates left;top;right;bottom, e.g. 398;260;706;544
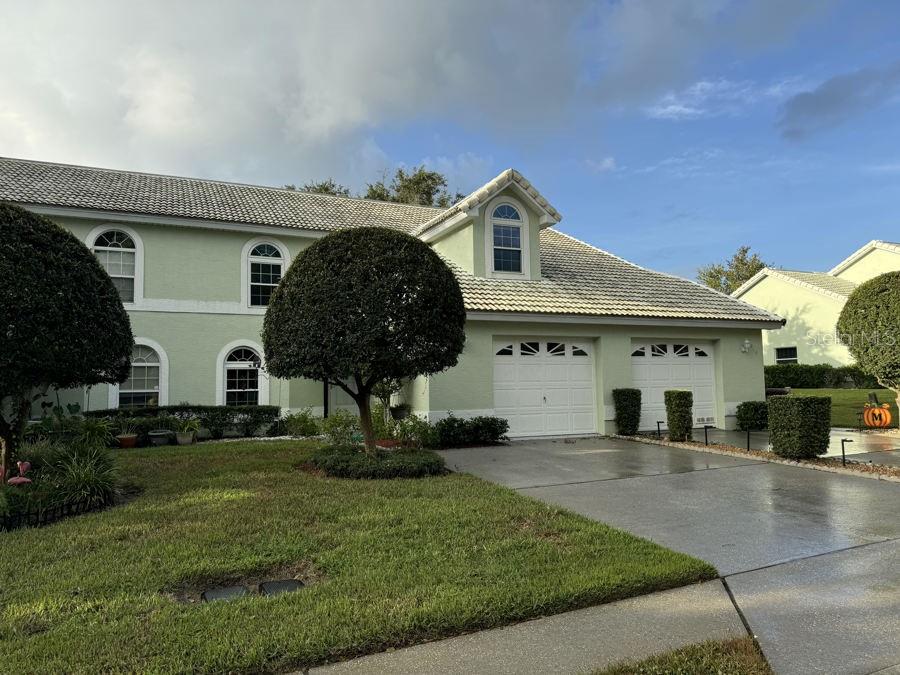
777;61;900;139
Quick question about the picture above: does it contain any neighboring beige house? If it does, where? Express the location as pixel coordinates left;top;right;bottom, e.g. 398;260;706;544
733;241;900;366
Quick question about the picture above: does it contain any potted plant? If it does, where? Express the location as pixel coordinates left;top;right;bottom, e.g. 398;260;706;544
148;414;174;447
175;418;200;446
115;418;139;449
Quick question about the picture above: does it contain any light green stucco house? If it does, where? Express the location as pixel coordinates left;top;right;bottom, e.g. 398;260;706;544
732;240;900;367
2;156;783;435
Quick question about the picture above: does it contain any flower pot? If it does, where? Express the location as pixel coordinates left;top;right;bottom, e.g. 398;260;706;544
175;431;195;446
148;431;172;447
116;434;138;449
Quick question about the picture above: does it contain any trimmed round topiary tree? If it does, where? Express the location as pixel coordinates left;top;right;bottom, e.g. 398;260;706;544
262;227;466;452
837;271;900;413
0;203;133;482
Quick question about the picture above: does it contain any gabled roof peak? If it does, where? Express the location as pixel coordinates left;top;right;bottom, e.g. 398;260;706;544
414;168;562;237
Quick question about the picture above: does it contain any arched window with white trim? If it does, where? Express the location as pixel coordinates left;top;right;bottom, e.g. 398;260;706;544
248;243;283;306
92;229;137;302
120;345;161;408
224;347;262;405
484;196;530;278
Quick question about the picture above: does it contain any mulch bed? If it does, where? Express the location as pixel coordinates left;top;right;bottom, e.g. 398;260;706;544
611;434;900;483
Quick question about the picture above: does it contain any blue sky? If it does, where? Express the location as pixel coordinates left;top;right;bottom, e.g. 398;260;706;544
3;0;900;279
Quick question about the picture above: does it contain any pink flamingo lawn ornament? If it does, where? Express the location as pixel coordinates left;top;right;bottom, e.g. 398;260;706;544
7;460;32;486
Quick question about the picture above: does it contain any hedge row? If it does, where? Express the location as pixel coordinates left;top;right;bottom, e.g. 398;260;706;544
768;396;832;459
431;415;509;448
736;401;768;431
86;405;281;439
306;445;447;479
764;363;881;389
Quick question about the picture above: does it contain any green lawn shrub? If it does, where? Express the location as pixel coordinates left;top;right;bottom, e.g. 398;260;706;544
306;445;447;479
281;408;321;437
768;395;832;459
431;414;509;448
85;405;281;440
664;390;693;441
612;388;641;435
391;415;437;448
736;401;768;431
321;410;360;445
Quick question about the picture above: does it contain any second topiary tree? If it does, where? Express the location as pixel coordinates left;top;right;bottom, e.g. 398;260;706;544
664;390;693;441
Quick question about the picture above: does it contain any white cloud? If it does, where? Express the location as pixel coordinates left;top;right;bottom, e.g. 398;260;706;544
645;77;806;120
584;156;617;173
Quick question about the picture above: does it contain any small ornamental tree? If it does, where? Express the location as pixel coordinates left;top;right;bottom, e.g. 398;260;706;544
837;272;900;411
0;204;133;481
262;227;466;452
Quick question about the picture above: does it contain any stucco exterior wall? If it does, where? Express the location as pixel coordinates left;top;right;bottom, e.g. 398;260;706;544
738;277;851;366
833;248;900;284
431;224;474;274
422;319;766;432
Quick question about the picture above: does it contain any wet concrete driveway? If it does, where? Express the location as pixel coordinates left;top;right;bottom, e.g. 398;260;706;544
440;437;900;674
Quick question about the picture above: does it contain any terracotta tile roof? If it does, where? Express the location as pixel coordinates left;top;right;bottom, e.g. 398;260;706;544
0;156;442;233
453;229;782;322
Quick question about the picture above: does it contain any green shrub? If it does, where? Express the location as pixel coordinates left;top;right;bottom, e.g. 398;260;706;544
664;390;693;442
49;446;120;508
74;417;115;449
736;401;768;431
307;445;447;479
16;438;66;479
86;405;281;439
371;403;396;440
768;395;831;459
431;414;509;448
764;363;883;389
321;410;360;446
283;408;321;437
392;415;437;449
612;388;641;435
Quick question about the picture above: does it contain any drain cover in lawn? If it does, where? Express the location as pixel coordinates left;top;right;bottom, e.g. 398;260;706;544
259;579;304;596
201;586;250;602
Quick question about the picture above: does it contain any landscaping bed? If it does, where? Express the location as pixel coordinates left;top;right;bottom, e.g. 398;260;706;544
0;440;715;673
616;434;900;482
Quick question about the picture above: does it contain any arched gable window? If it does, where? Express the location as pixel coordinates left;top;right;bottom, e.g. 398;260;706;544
491;203;522;273
92;229;137;302
242;239;288;308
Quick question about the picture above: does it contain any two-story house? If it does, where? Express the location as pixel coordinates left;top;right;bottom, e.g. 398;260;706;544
1;156;782;435
732;240;900;366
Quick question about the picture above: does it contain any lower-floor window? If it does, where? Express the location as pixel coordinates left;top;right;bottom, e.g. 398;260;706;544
225;347;261;406
120;345;161;408
775;346;798;364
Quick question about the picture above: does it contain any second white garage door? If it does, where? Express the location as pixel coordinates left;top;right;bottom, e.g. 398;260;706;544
493;339;596;437
631;342;716;431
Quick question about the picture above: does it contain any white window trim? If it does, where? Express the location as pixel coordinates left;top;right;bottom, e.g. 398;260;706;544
483;195;531;279
215;339;270;405
108;337;169;409
86;224;144;306
240;238;290;309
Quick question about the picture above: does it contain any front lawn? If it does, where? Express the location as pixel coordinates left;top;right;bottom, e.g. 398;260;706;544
790;388;898;428
0;441;715;673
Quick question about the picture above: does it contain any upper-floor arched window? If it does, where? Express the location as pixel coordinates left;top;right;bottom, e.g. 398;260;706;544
491;203;523;274
92;229;137;302
247;241;285;307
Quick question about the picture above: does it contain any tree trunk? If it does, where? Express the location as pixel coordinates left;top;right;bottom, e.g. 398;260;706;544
356;394;377;454
0;434;8;485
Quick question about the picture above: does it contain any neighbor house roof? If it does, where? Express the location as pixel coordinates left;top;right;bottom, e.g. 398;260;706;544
0;155;781;325
453;229;782;323
732;267;857;301
413;168;561;237
828;239;900;275
0;156;443;233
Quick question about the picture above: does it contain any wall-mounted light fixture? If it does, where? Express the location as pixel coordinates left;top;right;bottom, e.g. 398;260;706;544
740;339;753;353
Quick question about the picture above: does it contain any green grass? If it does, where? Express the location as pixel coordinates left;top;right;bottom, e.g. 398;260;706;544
596;637;772;675
791;388;898;428
0;441;715;673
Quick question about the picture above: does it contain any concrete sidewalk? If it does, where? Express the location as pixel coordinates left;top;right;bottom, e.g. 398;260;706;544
311;580;745;674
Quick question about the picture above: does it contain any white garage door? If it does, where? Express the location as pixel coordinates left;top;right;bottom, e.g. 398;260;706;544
631;342;716;431
493;339;596;437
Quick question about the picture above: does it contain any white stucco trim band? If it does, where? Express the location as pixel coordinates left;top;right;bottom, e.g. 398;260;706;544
466;311;785;330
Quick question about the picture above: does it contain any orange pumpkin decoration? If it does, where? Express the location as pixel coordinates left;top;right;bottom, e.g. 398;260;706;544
863;403;892;428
